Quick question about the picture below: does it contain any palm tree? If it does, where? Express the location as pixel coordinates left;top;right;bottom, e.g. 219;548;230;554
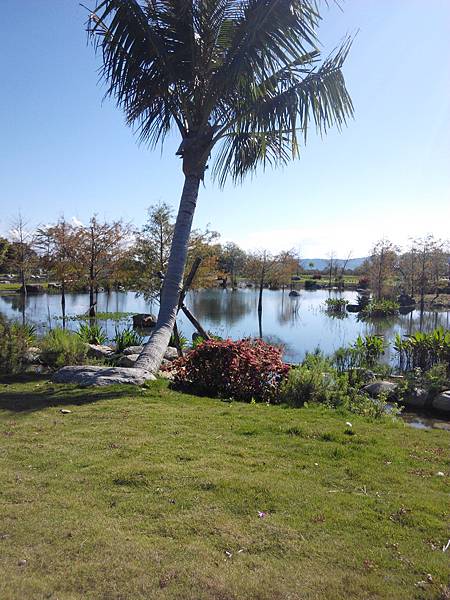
88;0;354;374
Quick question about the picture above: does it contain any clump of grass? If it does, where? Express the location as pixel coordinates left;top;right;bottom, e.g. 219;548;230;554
77;322;108;345
39;328;87;368
280;350;396;418
113;327;143;352
360;298;399;317
0;315;30;374
324;297;348;313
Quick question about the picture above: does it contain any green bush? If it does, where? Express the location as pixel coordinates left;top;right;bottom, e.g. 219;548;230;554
361;299;399;317
333;334;385;373
280;350;396;418
10;322;37;345
113;327;143;352
40;328;87;368
0;316;30;374
324;298;348;313
394;328;450;373
77;322;108;345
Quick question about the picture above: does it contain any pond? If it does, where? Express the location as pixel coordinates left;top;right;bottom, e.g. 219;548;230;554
1;288;450;364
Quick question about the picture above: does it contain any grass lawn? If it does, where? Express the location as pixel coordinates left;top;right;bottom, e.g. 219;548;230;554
0;376;449;600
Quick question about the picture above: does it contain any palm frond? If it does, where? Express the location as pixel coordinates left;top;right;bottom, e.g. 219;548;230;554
87;0;353;179
212;37;354;185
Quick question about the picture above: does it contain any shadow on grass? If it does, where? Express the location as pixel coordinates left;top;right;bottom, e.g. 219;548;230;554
0;373;135;413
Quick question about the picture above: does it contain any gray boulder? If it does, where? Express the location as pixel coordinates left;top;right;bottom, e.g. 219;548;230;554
363;380;398;398
118;354;139;367
433;391;450;413
123;345;144;355
23;347;41;364
87;344;114;359
404;387;429;409
164;347;179;361
53;366;155;386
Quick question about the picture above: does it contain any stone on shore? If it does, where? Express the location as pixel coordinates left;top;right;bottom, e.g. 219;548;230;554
123;346;144;355
363;380;398;398
433;391;450;413
87;344;115;359
53;366;155;386
118;354;139;367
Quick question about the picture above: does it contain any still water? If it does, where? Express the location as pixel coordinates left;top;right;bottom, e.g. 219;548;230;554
1;288;449;364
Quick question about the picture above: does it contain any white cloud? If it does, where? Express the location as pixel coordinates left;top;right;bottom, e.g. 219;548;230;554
228;213;449;258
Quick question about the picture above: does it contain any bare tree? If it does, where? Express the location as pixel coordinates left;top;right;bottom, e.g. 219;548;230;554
8;214;36;296
35;219;80;326
78;217;130;317
368;239;399;299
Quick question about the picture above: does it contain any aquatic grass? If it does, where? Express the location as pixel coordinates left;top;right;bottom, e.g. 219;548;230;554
56;311;134;322
361;299;400;317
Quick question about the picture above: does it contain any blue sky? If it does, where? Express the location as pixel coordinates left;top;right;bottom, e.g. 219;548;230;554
1;0;449;257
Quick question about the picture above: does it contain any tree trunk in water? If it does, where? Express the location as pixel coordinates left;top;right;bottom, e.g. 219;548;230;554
136;175;200;373
61;280;66;330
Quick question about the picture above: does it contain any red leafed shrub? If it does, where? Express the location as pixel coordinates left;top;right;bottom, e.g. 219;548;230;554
170;338;290;402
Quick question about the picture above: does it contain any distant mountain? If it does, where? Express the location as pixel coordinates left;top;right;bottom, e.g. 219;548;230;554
300;257;367;271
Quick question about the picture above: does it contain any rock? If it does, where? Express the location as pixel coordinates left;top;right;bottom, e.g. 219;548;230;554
164;347;179;361
132;313;157;328
60;409;72;414
118;354;139;367
433;391;450;412
404;387;429;409
363;381;398;398
123;345;144;355
346;304;361;313
352;367;376;383
53;366;155;386
23;347;41;364
87;344;114;359
289;290;300;297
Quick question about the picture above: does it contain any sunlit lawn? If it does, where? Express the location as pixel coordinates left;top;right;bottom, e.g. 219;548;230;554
0;376;449;599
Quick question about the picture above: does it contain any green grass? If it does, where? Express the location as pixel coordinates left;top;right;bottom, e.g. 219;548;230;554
0;282;21;291
0;376;449;600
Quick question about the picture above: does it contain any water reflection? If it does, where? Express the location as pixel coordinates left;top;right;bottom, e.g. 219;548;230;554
1;288;449;364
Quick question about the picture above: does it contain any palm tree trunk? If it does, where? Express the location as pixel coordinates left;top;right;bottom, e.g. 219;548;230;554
136;174;200;373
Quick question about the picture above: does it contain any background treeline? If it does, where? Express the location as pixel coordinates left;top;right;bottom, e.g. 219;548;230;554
1;210;449;314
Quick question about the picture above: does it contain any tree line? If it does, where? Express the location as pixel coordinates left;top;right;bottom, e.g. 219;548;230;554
0;207;301;318
1;212;449;320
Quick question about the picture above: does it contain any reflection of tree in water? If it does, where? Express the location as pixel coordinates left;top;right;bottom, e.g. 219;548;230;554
1;294;28;313
187;289;254;326
263;334;293;361
0;294;28;324
277;293;302;325
359;310;450;338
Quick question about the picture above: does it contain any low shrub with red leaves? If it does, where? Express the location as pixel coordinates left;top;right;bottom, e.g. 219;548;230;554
170;338;290;402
